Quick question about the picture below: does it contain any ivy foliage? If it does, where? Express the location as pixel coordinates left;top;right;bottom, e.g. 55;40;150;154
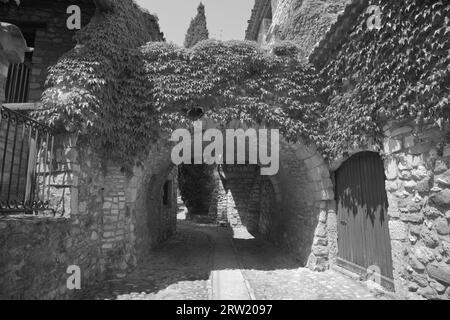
184;2;209;48
36;2;325;167
321;0;450;158
35;0;448;165
36;0;164;164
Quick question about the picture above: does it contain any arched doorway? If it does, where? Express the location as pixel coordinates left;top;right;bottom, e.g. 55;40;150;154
335;152;394;290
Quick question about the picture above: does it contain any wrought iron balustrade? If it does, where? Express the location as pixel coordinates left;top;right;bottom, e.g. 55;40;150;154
0;106;55;215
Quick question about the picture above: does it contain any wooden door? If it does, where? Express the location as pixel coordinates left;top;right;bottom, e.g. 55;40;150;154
336;152;394;290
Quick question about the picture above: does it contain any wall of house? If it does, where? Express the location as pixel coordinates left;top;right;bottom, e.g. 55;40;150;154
0;135;177;299
0;1;96;102
0;135;104;300
323;121;450;299
266;0;350;59
382;120;450;299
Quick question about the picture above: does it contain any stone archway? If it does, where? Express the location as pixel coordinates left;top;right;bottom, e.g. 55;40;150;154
274;138;335;270
60;121;336;275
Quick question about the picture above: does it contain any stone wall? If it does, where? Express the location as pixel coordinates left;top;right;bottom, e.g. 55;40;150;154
0;135;104;299
382;120;450;299
0;135;178;299
275;141;334;269
125;142;177;258
265;0;350;60
0;215;104;299
0;1;96;102
221;165;261;232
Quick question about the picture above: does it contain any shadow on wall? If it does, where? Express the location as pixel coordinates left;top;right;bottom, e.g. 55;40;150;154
219;164;283;242
132;157;177;259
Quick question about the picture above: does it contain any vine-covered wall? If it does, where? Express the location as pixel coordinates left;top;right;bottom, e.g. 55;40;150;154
314;0;449;160
311;0;450;299
37;39;326;169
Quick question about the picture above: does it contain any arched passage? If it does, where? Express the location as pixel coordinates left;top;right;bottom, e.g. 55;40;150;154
65;127;335;274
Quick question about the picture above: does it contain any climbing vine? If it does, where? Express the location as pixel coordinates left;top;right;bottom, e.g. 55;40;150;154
320;0;450;158
35;0;325;168
35;0;449;166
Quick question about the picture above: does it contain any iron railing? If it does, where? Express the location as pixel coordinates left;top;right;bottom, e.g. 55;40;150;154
0;106;55;215
5;63;31;103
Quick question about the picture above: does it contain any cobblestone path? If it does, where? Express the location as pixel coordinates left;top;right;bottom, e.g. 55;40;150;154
78;221;389;300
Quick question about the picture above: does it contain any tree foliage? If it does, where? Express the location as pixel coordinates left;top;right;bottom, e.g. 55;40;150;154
184;3;209;48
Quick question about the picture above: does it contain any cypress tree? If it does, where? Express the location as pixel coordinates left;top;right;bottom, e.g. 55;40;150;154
184;2;209;48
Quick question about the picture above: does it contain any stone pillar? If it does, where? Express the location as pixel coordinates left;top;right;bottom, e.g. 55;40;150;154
0;22;27;103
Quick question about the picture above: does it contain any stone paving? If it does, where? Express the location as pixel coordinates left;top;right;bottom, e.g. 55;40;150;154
78;221;389;300
233;233;389;300
78;221;213;300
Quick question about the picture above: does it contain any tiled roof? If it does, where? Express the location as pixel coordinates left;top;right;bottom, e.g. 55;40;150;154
245;0;271;41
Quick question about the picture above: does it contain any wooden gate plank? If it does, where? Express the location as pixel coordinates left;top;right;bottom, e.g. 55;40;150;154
335;152;394;286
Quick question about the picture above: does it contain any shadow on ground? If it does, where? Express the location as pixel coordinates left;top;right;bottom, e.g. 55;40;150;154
76;220;302;300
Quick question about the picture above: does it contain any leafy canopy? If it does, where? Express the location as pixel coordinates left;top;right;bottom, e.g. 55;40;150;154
321;0;450;157
37;36;325;167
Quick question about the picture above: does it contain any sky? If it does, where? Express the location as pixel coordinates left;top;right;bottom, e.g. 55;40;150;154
134;0;255;46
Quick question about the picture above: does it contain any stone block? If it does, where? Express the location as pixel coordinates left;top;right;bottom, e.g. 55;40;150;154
385;180;398;192
429;280;446;294
411;246;435;265
443;145;450;157
403;180;417;193
409;255;425;272
385;158;398;180
427;263;450;285
417;286;437;299
421;229;439;248
312;245;329;257
411;166;429;180
304;154;324;169
384;138;402;154
389;220;407;240
409;273;429;288
430;189;450;207
410;142;432;155
404;135;415;149
314;222;327;238
391;126;413;137
416;177;431;193
435;218;450;235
